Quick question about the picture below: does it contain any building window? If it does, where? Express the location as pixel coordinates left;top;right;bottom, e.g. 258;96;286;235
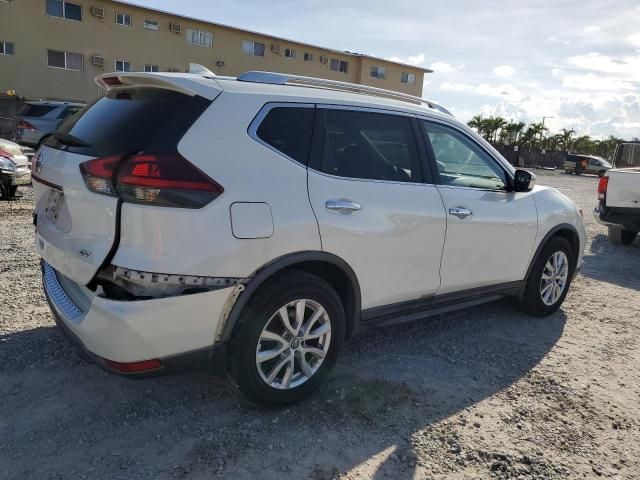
167;67;181;72
46;0;82;21
330;58;348;73
144;64;159;72
144;19;159;30
284;48;296;59
370;65;386;80
115;12;131;26
401;72;416;85
242;40;265;57
187;29;213;47
115;60;131;72
0;41;15;55
303;52;313;62
47;49;83;71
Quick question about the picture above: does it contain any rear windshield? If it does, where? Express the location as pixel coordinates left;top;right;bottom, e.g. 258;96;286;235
19;104;57;117
51;88;210;157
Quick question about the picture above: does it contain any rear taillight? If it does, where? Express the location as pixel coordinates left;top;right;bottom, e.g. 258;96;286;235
80;152;223;208
598;176;608;201
102;76;123;86
17;120;36;131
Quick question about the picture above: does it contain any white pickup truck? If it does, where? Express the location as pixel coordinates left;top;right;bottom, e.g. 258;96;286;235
594;142;640;245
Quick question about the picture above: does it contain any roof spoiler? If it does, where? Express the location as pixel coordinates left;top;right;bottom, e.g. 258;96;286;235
95;72;221;100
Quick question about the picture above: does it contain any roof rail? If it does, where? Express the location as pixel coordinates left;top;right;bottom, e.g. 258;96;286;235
236;71;453;116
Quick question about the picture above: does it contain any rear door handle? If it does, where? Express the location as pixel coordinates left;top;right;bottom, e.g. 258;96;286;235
326;199;361;214
449;207;473;219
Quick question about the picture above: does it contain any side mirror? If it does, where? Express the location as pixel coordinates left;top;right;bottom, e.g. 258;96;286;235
512;169;536;192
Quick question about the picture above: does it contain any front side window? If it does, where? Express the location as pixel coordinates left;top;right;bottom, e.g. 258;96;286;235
401;72;416;85
422;121;507;190
242;40;265;57
0;41;15;55
330;58;348;73
115;12;131;26
187;29;213;47
370;65;386;79
115;60;131;72
284;48;296;59
46;0;81;20
47;49;83;71
317;109;421;182
57;105;82;120
255;106;314;165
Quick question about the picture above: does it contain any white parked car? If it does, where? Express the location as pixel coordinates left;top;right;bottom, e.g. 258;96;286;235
0;137;31;199
34;71;586;404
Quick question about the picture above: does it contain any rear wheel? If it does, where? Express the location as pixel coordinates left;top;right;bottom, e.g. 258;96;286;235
608;225;638;245
519;237;575;317
230;270;345;405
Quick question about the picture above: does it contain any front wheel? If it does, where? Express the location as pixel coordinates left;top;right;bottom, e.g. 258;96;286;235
608;225;638;245
519;237;575;317
230;270;345;405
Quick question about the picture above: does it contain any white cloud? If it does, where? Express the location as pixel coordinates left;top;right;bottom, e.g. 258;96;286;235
566;52;640;80
492;65;516;78
551;68;562;78
628;33;640;46
429;61;458;73
563;73;635;91
583;25;601;33
385;52;426;66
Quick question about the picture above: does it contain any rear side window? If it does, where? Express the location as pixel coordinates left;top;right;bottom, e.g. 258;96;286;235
255;106;314;164
51;88;210;157
19;104;57;117
317;109;421;182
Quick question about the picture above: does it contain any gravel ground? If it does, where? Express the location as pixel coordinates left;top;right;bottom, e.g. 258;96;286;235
1;171;639;479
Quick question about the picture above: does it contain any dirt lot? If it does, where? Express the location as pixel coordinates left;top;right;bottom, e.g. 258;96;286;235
1;171;639;479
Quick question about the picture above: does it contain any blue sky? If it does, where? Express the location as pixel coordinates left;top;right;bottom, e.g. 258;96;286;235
127;0;640;138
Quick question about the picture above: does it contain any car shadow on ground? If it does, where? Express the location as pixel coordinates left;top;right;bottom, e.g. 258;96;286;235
580;233;640;289
0;301;566;480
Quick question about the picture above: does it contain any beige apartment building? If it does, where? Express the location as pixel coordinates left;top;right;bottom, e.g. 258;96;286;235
0;0;430;103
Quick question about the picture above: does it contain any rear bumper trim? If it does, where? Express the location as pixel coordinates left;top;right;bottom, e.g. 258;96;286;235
42;260;83;322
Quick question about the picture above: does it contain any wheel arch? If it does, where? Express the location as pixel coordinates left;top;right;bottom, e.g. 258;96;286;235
521;223;580;295
220;251;361;343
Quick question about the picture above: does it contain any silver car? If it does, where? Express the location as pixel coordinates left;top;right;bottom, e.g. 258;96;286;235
0;137;31;199
15;101;84;147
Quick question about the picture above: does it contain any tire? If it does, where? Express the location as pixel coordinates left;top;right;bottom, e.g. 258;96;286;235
519;237;575;317
598;170;606;178
608;225;638;245
229;269;345;406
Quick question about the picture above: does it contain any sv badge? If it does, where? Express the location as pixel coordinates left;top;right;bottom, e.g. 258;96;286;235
79;249;91;258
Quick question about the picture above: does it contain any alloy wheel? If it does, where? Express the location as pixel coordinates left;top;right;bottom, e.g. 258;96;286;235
256;299;332;390
539;251;569;306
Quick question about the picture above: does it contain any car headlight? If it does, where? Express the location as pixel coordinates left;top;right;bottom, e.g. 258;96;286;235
0;156;16;174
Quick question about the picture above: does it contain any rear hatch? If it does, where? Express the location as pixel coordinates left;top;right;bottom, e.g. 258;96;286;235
34;76;219;285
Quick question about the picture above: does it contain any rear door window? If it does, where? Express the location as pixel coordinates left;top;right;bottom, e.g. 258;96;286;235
255;106;314;164
50;88;210;157
19;104;57;117
315;109;422;183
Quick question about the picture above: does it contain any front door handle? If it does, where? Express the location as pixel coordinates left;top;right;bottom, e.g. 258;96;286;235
326;199;361;214
449;206;473;219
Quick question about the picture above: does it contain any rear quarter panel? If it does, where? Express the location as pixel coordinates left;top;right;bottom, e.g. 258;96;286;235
112;91;321;277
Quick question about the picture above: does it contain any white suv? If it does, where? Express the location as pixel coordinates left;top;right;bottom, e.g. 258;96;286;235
34;70;586;404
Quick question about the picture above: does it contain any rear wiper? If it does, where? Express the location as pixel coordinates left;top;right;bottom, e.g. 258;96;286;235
52;132;91;148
